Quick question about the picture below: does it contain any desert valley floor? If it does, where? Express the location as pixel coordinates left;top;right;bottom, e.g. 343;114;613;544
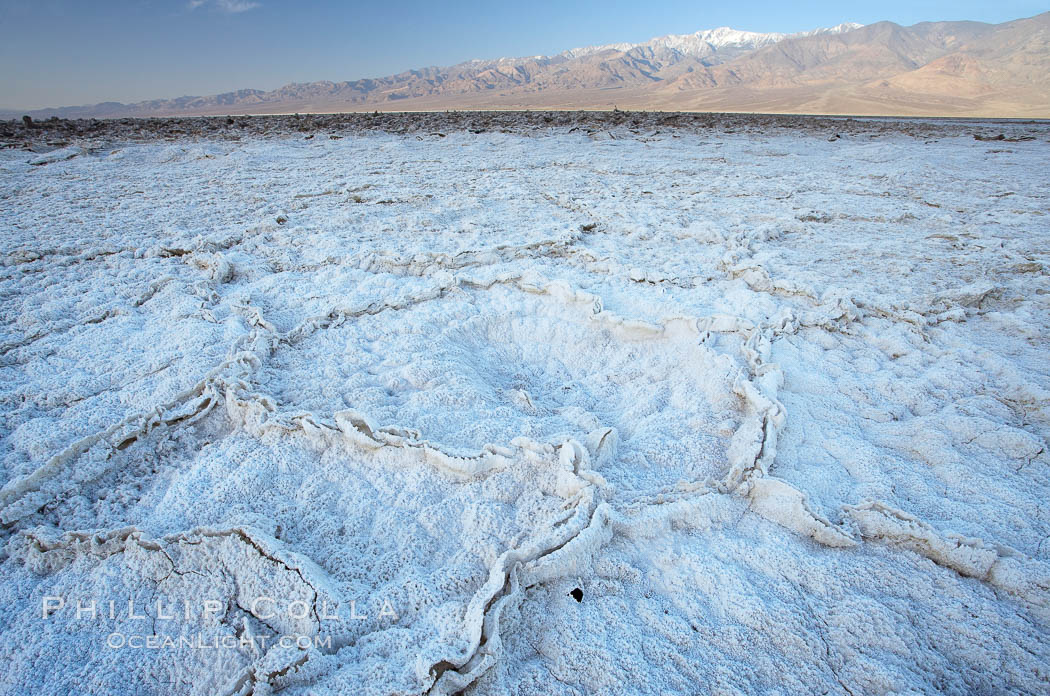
0;113;1048;695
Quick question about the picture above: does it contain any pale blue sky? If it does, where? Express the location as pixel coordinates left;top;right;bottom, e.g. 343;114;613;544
1;1;1046;109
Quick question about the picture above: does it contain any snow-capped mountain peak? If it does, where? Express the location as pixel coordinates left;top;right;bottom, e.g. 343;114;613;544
562;22;863;60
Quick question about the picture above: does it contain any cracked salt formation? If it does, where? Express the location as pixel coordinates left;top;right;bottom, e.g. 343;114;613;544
1;405;586;694
257;280;743;493
1;118;1048;695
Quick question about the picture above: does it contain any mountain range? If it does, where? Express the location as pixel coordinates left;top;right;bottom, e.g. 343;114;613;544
6;12;1049;119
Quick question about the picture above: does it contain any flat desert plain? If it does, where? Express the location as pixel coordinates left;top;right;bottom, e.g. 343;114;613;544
1;112;1048;695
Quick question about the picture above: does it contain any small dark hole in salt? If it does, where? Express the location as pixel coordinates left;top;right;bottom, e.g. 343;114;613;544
570;588;583;602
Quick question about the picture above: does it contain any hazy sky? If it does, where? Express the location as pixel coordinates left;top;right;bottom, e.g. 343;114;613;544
1;0;1046;109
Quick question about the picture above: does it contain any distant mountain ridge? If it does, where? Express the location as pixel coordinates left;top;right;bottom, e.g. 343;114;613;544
562;22;864;60
5;13;1049;119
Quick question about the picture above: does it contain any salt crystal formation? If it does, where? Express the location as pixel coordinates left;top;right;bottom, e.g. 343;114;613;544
1;116;1047;695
